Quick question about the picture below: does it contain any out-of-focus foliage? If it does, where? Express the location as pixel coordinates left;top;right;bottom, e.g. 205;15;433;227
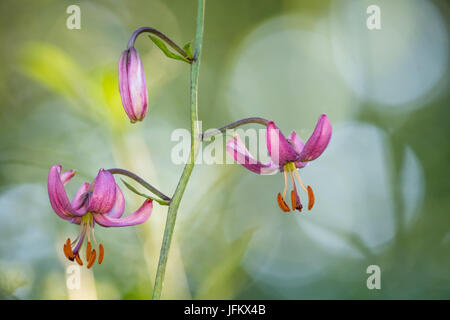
0;0;448;299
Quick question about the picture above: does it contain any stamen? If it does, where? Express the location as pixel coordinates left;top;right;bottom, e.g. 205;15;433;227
86;241;92;262
63;244;70;260
290;190;303;212
290;190;297;210
307;185;315;210
277;193;291;212
66;238;75;260
75;254;83;266
294;169;308;193
98;244;104;265
283;171;288;198
87;249;97;269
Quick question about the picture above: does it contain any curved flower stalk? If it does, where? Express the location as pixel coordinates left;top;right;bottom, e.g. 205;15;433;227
119;27;193;123
47;165;153;268
226;114;332;213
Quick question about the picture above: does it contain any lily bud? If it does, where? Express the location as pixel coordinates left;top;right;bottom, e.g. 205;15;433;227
118;47;148;123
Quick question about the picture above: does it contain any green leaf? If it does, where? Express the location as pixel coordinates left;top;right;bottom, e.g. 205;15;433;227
148;36;190;63
121;178;170;206
183;42;194;59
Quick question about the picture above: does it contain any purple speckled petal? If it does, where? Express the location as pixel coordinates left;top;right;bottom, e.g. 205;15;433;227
266;121;299;166
94;199;153;227
226;135;279;175
71;182;90;215
297;114;332;162
86;169;117;214
106;185;125;219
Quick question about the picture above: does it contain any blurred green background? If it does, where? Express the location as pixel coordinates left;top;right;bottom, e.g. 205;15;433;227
0;0;449;299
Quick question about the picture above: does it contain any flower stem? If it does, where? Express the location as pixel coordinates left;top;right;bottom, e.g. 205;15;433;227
200;117;269;141
152;0;205;300
107;168;171;201
127;27;193;62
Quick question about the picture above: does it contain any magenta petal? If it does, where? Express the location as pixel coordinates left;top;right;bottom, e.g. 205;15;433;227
288;132;308;168
288;131;304;154
119;47;148;123
87;169;116;214
71;182;90;215
106;185;125;219
266;121;299;166
47;165;83;220
298;114;332;162
60;170;76;186
93;199;153;227
226;135;279;175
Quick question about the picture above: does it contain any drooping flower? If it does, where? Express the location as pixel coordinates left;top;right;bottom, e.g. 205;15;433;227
47;165;153;268
226;114;332;213
118;47;148;123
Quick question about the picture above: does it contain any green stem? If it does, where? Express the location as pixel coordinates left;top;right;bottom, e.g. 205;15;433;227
152;0;205;300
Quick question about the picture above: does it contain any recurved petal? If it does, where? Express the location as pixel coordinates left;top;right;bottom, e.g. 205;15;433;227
106;185;125;219
48;165;78;220
87;169;117;214
71;182;90;215
226;135;279;175
266;121;299;165
94;199;153;227
298;114;332;162
60;170;76;186
288;131;305;154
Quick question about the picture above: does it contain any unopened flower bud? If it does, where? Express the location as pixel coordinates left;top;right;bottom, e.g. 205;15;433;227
118;47;148;123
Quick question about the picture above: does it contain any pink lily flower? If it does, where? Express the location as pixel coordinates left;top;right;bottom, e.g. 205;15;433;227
118;47;148;123
226;114;332;213
47;165;153;268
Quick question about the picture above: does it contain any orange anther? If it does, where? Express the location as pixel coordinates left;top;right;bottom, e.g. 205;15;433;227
63;244;70;260
86;241;92;261
291;190;302;212
290;190;296;210
66;238;75;260
277;193;291;212
87;249;97;269
75;254;83;266
307;186;315;210
98;244;104;265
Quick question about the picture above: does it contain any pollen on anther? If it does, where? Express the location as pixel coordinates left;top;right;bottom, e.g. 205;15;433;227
86;241;92;261
307;185;315;210
65;238;75;260
291;190;302;212
98;244;104;265
87;249;97;269
277;193;291;212
63;244;70;260
290;190;297;211
75;254;83;266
